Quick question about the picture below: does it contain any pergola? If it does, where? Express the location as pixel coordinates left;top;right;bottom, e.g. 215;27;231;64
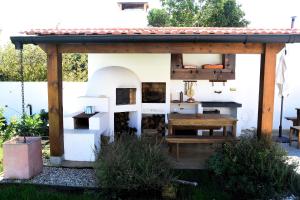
11;27;300;162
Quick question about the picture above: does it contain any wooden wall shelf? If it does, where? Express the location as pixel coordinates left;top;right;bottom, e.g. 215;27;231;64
170;54;235;81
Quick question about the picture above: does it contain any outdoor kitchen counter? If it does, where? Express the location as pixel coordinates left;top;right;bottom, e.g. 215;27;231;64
200;101;242;108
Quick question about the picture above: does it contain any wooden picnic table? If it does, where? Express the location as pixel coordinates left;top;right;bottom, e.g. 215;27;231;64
167;113;238;161
167;113;237;137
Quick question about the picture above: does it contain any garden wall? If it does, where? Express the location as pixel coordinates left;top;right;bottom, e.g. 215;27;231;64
0;82;87;121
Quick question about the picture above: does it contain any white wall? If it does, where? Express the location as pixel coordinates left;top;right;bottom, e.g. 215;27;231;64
88;54;171;117
86;66;142;136
0;82;87;121
170;54;261;133
88;44;300;134
88;54;171;137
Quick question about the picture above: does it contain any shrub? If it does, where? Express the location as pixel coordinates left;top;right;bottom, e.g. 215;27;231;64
208;133;300;199
1;117;18;142
0;113;48;142
95;135;174;192
16;114;45;137
0;107;7;131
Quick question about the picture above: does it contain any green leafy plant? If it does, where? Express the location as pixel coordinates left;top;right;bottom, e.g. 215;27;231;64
95;135;174;192
147;0;249;27
16;114;46;143
1;117;18;142
0;107;6;131
0;112;48;143
0;43;88;82
0;107;16;142
17;115;43;134
208;133;300;199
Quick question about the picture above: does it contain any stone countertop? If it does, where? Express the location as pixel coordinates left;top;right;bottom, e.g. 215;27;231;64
200;101;242;108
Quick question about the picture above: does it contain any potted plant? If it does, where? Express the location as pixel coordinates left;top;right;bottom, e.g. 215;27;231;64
3;115;43;179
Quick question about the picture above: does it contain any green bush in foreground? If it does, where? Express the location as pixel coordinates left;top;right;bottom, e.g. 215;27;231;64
95;135;174;192
208;133;300;199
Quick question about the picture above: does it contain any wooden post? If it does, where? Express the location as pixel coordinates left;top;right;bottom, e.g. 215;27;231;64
47;45;64;157
257;43;284;138
296;108;300;125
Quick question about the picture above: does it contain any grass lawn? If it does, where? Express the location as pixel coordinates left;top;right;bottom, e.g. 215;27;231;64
0;184;97;200
0;170;230;200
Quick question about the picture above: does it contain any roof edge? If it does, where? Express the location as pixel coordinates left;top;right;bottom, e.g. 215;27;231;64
10;34;300;47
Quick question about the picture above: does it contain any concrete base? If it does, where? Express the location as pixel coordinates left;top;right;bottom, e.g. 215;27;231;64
50;155;64;166
64;129;101;161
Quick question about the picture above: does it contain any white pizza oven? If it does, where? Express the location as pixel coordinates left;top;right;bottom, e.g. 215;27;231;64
63;66;142;162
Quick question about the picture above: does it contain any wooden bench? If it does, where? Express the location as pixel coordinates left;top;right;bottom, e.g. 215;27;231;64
287;108;300;148
289;126;300;148
166;135;237;161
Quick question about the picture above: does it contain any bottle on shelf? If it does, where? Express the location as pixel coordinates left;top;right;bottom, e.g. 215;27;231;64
179;91;183;103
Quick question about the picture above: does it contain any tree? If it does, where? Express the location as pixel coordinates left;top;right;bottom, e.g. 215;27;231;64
147;0;249;27
0;43;88;82
62;53;88;82
147;8;171;27
200;0;249;27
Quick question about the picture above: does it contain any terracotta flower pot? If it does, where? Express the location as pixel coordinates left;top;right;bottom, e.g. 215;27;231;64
3;137;43;179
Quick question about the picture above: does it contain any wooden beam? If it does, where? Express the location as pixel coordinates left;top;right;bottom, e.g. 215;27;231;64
38;44;47;53
57;42;264;54
47;45;64;157
257;43;284;137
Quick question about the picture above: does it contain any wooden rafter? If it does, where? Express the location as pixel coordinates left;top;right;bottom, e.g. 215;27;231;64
38;42;265;54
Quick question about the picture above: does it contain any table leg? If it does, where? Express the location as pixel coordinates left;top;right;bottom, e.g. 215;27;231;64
289;128;293;146
298;130;300;149
168;143;172;153
168;123;173;136
223;126;227;136
176;143;179;161
232;122;237;137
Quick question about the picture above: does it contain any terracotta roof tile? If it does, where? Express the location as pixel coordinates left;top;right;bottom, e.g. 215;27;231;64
22;27;300;36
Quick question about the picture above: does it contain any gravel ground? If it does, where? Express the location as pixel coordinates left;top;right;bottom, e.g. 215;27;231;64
0;166;97;188
281;143;300;174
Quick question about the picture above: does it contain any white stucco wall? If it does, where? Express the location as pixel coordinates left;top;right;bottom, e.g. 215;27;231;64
87;44;300;134
88;54;171;136
0;82;87;120
86;66;142;135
